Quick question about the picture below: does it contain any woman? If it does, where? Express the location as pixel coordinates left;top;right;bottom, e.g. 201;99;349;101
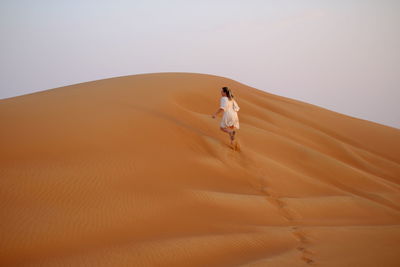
212;86;240;144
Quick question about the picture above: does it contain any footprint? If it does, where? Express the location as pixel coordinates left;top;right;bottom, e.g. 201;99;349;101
297;246;306;252
292;228;316;264
276;199;287;208
268;197;284;207
264;196;297;221
280;209;294;221
229;140;241;151
297;247;315;255
301;256;315;264
292;230;309;243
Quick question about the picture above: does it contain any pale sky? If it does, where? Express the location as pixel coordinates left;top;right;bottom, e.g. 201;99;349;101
1;0;399;129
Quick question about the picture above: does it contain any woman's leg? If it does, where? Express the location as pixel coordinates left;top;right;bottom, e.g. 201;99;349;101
220;126;234;134
220;126;235;143
228;126;236;141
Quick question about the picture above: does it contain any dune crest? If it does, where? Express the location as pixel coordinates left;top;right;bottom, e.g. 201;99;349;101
1;72;400;266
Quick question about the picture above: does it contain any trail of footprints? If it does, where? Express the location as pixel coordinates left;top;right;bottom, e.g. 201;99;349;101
224;139;316;264
260;184;316;265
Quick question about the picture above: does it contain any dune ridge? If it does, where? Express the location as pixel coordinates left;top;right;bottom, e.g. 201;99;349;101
1;72;400;266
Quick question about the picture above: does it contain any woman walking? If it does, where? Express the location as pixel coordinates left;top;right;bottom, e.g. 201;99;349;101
212;86;240;145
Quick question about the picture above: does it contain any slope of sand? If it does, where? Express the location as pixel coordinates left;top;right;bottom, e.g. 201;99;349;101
1;72;400;266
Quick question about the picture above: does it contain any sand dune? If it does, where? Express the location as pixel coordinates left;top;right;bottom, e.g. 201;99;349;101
1;72;400;266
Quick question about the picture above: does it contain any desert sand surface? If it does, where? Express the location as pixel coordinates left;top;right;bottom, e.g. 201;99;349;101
1;72;400;266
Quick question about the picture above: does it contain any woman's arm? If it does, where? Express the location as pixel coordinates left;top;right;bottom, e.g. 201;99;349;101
212;108;224;118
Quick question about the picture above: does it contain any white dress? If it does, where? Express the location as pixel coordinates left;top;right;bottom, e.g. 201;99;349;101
219;96;240;129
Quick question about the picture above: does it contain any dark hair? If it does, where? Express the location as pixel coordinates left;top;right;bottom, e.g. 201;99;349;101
222;86;234;100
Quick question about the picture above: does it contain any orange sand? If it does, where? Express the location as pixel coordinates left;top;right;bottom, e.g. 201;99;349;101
1;72;400;266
